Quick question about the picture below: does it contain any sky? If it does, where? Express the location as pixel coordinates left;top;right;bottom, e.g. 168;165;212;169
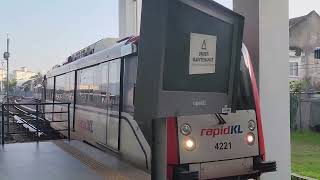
215;0;320;18
0;0;318;74
0;0;118;74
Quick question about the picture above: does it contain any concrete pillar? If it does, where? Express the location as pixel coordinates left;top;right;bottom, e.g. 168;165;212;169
234;0;291;179
233;0;259;81
118;0;142;38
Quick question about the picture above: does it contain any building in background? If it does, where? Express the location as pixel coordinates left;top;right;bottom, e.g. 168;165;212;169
290;11;320;87
290;11;320;134
0;68;6;91
289;49;305;81
12;67;37;81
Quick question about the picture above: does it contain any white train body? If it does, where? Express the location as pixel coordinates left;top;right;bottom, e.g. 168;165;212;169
42;38;275;180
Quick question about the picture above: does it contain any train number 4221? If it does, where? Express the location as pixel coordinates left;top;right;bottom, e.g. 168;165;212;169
214;141;232;150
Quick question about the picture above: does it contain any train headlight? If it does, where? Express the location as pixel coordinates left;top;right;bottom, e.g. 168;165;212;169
248;120;256;131
180;123;192;136
184;137;196;151
246;132;255;146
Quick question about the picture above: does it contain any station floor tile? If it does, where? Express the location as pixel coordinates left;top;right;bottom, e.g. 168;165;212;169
0;141;150;180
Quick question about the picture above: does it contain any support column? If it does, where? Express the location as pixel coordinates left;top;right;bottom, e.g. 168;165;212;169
151;119;167;180
233;0;260;82
118;0;142;38
234;0;291;179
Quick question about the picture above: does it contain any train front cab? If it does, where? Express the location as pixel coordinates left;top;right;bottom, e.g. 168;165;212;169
135;0;277;179
165;45;276;180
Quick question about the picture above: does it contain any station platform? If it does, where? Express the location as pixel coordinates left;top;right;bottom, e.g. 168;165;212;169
0;140;150;180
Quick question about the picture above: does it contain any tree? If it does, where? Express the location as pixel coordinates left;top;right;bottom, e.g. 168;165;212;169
290;81;301;95
4;78;17;93
289;80;309;130
21;80;32;93
290;79;309;95
30;72;43;86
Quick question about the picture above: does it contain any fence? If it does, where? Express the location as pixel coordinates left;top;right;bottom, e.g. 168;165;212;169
291;92;320;131
1;102;71;144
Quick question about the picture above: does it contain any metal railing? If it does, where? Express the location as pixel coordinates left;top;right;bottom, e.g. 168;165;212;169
1;102;71;144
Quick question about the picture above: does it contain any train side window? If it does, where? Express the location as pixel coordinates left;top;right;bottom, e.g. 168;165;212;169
109;60;121;110
46;77;54;101
45;77;55;121
55;74;65;103
100;62;109;108
133;84;136;105
75;60;121;109
54;72;74;103
123;56;138;115
77;67;94;106
92;66;102;107
68;72;75;102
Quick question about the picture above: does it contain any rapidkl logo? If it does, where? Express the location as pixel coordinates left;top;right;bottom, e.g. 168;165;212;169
201;125;243;137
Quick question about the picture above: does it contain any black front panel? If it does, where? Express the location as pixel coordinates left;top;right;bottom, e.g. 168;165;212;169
163;0;233;93
136;0;244;143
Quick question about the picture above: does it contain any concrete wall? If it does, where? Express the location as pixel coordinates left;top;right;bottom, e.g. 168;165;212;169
233;0;260;82
289;50;304;81
304;52;320;86
234;0;291;179
288;49;320;87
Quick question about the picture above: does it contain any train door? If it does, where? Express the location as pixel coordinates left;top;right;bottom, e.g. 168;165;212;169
106;59;121;150
97;63;109;146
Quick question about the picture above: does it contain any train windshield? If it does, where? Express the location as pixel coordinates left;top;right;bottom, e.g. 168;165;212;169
236;56;255;110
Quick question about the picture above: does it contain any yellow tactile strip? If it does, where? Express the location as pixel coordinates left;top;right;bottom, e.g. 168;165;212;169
53;141;131;180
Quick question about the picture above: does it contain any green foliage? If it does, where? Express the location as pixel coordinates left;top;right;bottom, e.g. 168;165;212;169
31;72;43;85
290;81;301;94
290;80;311;129
3;78;17;92
291;131;320;179
290;80;309;94
290;94;299;130
9;79;17;87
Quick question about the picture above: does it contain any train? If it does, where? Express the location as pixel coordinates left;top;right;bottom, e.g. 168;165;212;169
35;0;276;179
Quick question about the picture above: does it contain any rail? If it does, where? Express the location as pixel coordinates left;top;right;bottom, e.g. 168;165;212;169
1;102;71;144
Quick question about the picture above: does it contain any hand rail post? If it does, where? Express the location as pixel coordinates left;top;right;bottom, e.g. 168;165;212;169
67;103;70;141
6;104;9;136
36;104;39;143
2;105;4;145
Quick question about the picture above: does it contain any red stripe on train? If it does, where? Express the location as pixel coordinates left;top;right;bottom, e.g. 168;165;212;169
167;117;179;180
244;47;266;160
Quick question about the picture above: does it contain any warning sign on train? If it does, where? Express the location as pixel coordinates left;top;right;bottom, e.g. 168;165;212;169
189;33;217;75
